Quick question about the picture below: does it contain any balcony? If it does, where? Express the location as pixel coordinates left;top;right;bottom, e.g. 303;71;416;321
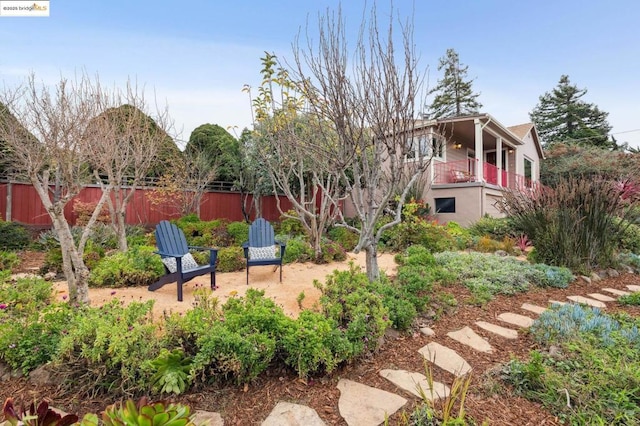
433;159;533;190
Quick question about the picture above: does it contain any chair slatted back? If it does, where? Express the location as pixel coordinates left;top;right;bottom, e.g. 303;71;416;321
249;218;275;248
155;221;189;257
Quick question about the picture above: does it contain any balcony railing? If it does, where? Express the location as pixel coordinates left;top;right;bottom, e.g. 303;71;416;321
433;159;534;190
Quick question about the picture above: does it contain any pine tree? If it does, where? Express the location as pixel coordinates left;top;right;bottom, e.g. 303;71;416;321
530;75;612;148
426;48;482;119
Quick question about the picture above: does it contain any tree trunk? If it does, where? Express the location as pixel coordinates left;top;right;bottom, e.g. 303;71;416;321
54;216;91;304
116;210;128;252
364;243;380;282
311;228;323;261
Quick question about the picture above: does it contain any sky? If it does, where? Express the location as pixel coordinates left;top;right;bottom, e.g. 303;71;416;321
1;0;639;148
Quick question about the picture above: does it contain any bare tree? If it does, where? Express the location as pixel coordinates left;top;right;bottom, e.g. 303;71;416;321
249;53;346;259
292;6;433;280
149;147;219;217
87;89;176;251
0;74;117;303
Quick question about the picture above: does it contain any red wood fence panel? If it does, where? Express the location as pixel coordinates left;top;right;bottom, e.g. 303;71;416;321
0;182;293;227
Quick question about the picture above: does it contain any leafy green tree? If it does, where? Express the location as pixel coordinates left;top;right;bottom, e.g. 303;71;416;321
425;48;482;118
530;75;612;148
185;124;240;183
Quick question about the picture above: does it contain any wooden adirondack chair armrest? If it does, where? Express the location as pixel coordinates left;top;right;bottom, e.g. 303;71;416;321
276;241;286;258
188;245;219;252
154;250;186;258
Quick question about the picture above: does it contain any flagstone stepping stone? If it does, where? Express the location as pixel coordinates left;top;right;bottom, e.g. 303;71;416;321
475;321;518;339
446;326;493;353
262;401;325;426
497;312;535;328
380;369;450;400
587;293;616;302
601;288;630;296
521;303;546;315
418;342;472;376
626;284;640;292
337;379;407;426
566;296;606;308
549;300;566;306
193;410;225;426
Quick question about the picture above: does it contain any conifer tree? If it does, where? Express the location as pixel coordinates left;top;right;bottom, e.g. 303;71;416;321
426;48;482;118
530;75;612;148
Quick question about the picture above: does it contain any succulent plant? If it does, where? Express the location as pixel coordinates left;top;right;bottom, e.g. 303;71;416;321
101;397;195;426
2;398;79;426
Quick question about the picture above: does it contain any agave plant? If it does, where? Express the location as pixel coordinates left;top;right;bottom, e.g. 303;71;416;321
101;397;195;426
3;398;78;426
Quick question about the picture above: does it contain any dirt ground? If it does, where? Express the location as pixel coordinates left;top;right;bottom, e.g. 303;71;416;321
5;251;640;425
49;252;399;319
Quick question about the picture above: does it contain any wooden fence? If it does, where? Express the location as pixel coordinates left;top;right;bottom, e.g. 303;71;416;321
0;182;293;227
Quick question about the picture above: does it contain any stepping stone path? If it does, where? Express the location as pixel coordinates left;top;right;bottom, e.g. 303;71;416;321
498;312;535;328
119;284;640;425
262;401;325;426
337;379;407;426
602;288;630;296
587;293;616;302
447;326;494;353
521;303;547;315
418;342;472;376
380;369;450;400
475;321;518;339
566;295;606;308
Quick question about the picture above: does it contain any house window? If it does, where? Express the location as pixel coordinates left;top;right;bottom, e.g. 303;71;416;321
406;134;444;161
435;197;455;213
524;157;533;187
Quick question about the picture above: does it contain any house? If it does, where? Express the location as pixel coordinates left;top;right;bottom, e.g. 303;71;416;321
407;114;544;225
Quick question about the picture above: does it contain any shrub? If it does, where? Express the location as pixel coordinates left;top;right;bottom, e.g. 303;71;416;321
468;215;516;240
327;226;359;251
619;292;640;305
445;221;473;249
89;245;165;287
502;176;633;270
54;300;160;396
382;219;455;252
73;200;110;226
216;246;244;272
174;217;232;248
0;220;31;250
615;218;640;253
473;236;503;253
278;210;306;237
0;251;19;271
282;237;314;264
314;264;390;357
319;240;347;263
0;303;76;374
41;248;63;274
433;251;572;302
367;275;418;331
280;310;340;378
0;275;53;318
227;221;249;245
82;240;105;270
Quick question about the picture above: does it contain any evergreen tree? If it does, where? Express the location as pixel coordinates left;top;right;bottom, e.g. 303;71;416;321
530;75;612;148
185;123;240;182
426;48;482;118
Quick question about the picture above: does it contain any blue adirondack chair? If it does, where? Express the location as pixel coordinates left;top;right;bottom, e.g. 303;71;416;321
242;218;286;285
148;220;219;301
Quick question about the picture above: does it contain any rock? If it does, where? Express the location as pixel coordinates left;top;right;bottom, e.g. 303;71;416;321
497;312;535;328
337;379;406;426
10;272;42;281
580;275;591;284
384;327;400;341
419;327;435;337
607;269;620;278
521;303;546;315
418;342;472;376
597;270;608;279
261;402;323;426
29;364;55;386
621;265;635;274
446;326;494;353
566;295;606;309
475;321;518;339
193;410;224;426
379;369;450;400
548;345;562;358
494;250;508;257
0;361;10;382
589;272;602;282
44;272;57;281
587;293;616;302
